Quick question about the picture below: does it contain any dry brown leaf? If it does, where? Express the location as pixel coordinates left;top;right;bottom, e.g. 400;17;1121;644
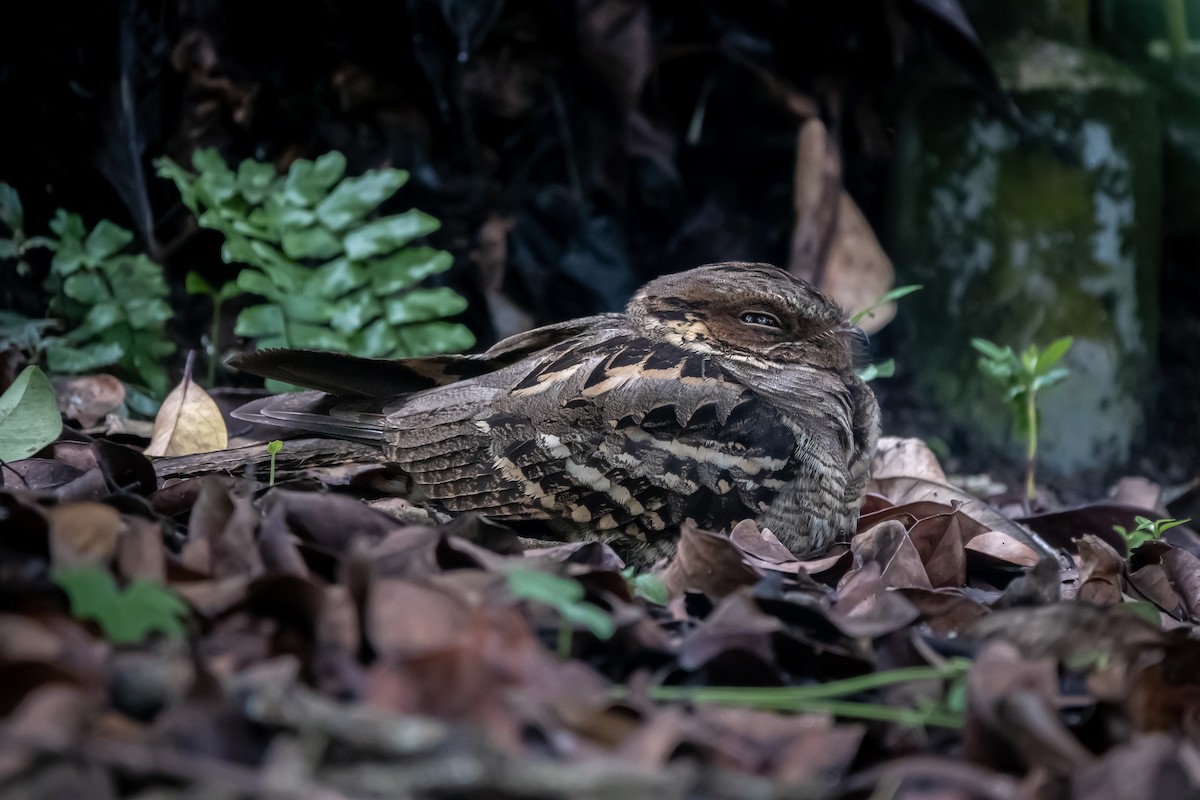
52;374;125;428
46;502;125;567
851;520;932;590
144;354;228;457
964;641;1093;774
114;514;166;581
1162;548;1200;620
659;519;760;598
826;562;920;637
821;192;896;335
871;436;947;484
964;531;1041;567
789;117;840;284
1076;534;1124;607
1110;476;1166;514
787;117;896;333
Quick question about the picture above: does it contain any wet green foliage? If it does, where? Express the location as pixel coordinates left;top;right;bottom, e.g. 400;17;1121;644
156;150;474;389
0;185;175;396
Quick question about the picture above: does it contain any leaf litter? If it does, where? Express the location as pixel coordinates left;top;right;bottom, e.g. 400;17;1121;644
1;431;1200;799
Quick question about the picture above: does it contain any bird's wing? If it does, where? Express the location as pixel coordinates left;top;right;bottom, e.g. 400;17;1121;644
226;313;625;397
384;332;801;538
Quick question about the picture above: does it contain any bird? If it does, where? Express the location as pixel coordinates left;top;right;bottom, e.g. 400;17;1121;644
229;262;881;566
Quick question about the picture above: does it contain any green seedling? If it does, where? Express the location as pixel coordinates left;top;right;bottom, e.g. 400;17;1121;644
971;336;1073;501
506;568;616;660
853;285;921;383
1113;516;1191;552
267;439;283;486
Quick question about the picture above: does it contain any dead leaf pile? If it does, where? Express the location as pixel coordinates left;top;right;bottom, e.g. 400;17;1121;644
0;433;1198;799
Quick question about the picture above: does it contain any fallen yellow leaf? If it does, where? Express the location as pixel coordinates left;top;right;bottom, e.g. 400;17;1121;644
144;353;228;457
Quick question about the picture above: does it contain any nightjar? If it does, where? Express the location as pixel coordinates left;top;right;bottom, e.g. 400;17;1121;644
230;262;881;565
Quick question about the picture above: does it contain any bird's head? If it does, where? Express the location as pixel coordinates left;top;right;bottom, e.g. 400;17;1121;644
627;262;865;370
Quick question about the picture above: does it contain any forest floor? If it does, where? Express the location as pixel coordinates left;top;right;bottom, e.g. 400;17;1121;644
2;372;1200;800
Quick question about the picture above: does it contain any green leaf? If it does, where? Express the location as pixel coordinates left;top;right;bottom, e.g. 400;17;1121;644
1155;518;1191;535
970;338;1011;363
857;359;895;382
281;293;335;324
124;385;161;417
507;569;583;605
49;209;86;241
46;341;124;373
1120;600;1162;627
185;271;215;296
558;601;617;639
63;272;111;304
330;289;382;334
281;225;343;260
850;284;923;324
0;313;57;351
0;366;62;462
877;284;923;304
263;196;316;231
0;182;22;233
192;149;238;204
392;321;475;357
246;242;309;291
1036;336;1074;375
385;287;469;325
235;304;287;337
236;159;279;204
506;569;615;640
310;257;369;297
628;572;669;605
284;153;347;207
285;321;349;350
1030;367;1070;392
0;239;17;259
154;158;200;214
53;567;187;644
124;298;174;330
314;168;408;231
237;269;282;300
84;220;134;261
343;210;440;260
371;247;454;293
50;239;87;276
348;318;399;357
80;302;123;332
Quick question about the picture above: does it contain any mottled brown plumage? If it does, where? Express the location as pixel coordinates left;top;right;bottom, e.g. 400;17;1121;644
230;262;881;565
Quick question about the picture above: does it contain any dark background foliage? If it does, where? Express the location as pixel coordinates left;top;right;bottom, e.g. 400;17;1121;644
1;0;1196;489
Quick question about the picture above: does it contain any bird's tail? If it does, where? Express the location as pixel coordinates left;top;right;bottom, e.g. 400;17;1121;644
232;391;386;444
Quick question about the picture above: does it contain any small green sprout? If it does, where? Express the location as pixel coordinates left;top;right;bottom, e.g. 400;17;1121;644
1113;516;1191;552
853;285;921;383
506;568;615;660
267;439;283;486
850;284;923;326
971;336;1073;501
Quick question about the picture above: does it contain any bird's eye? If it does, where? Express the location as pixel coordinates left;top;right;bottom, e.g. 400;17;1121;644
739;311;782;329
